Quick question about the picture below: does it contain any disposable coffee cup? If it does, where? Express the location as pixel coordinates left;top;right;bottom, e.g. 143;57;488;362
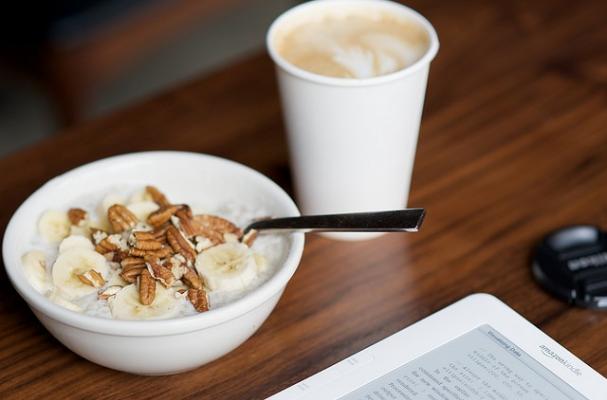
267;0;439;240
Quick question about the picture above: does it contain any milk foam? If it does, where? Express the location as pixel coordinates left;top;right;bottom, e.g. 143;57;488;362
275;11;429;79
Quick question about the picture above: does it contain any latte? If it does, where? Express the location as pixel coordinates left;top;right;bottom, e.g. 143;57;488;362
274;8;430;79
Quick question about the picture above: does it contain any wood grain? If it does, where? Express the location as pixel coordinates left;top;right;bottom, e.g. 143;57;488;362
1;0;607;398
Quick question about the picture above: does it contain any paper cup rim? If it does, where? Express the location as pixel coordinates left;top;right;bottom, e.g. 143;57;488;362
266;0;439;87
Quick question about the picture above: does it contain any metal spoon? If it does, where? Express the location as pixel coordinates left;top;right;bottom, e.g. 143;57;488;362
243;208;425;235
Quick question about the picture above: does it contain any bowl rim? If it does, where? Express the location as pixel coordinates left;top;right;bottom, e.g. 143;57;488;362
2;151;305;336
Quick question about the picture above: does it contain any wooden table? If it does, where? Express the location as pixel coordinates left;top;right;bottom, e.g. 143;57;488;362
1;0;607;398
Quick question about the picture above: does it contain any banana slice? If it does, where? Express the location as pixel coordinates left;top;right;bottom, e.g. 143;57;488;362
88;218;111;233
109;283;183;320
21;250;52;294
48;289;84;313
195;242;258;291
58;235;94;253
69;224;90;237
38;210;71;243
254;253;268;273
129;189;153;204
51;248;109;300
127;201;159;222
107;270;128;287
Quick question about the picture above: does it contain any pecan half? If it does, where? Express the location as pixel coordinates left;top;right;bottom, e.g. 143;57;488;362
133;238;163;251
147;205;183;228
121;267;144;283
139;269;156;305
188;288;209;312
111;251;129;263
77;269;105;288
241;229;258;247
186;214;243;245
121;256;146;271
146;258;174;287
193;214;243;237
129;246;173;259
182;267;202;290
166;226;196;263
193;229;224;246
131;231;156;241
152;225;170;239
146;185;170;207
108;204;138;232
68;208;88;226
174;208;197;238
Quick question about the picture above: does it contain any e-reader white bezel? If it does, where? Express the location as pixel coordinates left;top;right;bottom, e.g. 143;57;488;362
269;293;607;400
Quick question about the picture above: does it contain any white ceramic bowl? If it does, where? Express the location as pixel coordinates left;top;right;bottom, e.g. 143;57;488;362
2;151;304;375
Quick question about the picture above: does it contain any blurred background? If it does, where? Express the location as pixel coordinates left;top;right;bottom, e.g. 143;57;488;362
0;0;299;157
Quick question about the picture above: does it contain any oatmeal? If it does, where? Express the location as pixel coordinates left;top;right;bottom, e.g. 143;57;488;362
21;185;288;320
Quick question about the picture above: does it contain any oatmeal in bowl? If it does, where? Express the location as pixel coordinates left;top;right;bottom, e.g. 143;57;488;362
3;152;304;375
25;185;284;320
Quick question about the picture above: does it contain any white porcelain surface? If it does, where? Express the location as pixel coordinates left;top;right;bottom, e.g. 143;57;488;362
267;0;439;240
3;151;304;375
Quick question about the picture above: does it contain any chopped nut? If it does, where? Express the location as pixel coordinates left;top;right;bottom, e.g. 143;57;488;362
146;185;170;207
95;239;117;254
108;234;128;250
68;208;88;226
121;267;144;283
166;226;197;263
172;253;187;264
241;229;258;247
188;288;209;312
171;264;186;280
147;205;183;228
98;285;121;300
77;269;105;288
108;204;138;232
146;257;175;287
131;222;152;233
182;267;203;290
91;229;108;244
108;261;121;271
139;269;156;305
95;234;126;254
167;255;187;279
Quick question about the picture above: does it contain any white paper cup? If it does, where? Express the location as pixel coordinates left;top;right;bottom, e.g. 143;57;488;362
267;0;439;240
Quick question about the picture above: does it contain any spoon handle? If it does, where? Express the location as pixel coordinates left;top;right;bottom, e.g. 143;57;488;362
245;209;425;234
